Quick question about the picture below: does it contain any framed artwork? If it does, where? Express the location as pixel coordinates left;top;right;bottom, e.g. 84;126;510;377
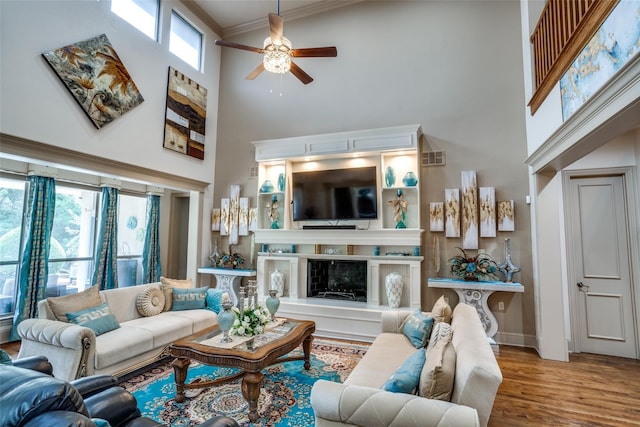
163;66;207;159
220;198;230;236
228;185;240;244
429;202;444;232
248;208;258;231
498;200;515;231
479;187;496;237
42;33;144;129
239;197;249;236
461;171;478;249
211;208;221;231
445;188;460;238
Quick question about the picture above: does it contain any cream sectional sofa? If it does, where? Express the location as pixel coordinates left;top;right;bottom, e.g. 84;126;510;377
16;282;218;381
310;302;502;427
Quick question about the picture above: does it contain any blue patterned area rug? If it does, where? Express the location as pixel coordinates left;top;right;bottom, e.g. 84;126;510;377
119;339;368;427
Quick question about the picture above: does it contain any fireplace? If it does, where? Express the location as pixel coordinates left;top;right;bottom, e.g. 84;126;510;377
307;259;367;302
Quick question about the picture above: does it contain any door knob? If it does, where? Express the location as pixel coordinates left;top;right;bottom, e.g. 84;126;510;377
577;281;589;291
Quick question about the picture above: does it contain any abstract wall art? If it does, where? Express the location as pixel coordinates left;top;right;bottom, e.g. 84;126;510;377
220;198;230;236
163;66;207;159
239;197;249;237
42;33;144;129
429;202;444;232
479;186;496;237
211;208;221;231
445;188;460;238
497;200;515;231
228;185;240;244
461;171;478;249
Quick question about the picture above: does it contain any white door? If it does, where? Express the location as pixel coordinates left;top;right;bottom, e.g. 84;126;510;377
568;175;637;358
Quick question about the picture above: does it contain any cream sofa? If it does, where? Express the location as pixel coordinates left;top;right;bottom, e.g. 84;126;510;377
16;282;218;381
310;303;502;427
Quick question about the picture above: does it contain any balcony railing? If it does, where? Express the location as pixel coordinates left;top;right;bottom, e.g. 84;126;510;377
528;0;619;114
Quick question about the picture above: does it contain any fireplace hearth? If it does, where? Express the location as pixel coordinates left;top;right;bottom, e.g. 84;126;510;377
307;259;367;302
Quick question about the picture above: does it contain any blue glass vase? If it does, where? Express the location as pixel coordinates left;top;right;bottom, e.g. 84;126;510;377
260;180;274;193
385;166;396;187
277;173;286;192
218;300;236;342
265;289;280;321
402;171;418;186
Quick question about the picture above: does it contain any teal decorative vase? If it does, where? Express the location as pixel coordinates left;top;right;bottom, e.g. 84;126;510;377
277;173;286;192
218;300;236;343
260;180;274;193
402;171;418;186
385;166;396;187
265;289;280;321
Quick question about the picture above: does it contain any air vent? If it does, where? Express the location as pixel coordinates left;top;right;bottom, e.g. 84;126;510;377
421;151;445;166
249;165;259;179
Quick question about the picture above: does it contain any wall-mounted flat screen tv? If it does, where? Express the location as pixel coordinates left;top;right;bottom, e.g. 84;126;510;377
292;166;378;221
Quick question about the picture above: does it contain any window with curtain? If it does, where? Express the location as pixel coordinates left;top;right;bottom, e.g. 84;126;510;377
0;177;26;316
117;194;147;287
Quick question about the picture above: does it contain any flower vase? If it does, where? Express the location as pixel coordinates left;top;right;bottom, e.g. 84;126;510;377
385;166;396;187
265;289;280;321
270;269;285;297
385;272;403;308
217;300;235;343
277;173;286;192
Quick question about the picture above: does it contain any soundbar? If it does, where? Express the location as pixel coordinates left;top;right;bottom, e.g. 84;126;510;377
302;225;357;230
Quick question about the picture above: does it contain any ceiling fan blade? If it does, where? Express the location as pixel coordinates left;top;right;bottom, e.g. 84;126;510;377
290;61;313;85
268;13;284;44
290;47;338;58
246;63;265;80
215;39;263;54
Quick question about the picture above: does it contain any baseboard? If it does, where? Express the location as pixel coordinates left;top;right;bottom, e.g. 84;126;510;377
0;323;12;344
494;332;537;348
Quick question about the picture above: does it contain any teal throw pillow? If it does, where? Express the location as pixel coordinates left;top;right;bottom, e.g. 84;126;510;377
382;348;426;393
91;418;112;427
172;287;208;311
402;310;435;348
0;349;13;365
205;288;225;313
66;303;120;336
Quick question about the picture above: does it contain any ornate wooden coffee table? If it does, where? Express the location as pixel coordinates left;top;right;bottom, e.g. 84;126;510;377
168;319;315;422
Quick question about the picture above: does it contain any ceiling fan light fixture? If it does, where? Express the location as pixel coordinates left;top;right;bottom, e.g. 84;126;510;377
263;36;292;74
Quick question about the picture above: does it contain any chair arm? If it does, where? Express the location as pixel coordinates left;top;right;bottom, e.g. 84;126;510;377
83;386;141;427
17;318;96;350
12;355;53;375
380;310;413;333
22;411;98;427
310;380;480;427
198;416;241;427
71;375;118;398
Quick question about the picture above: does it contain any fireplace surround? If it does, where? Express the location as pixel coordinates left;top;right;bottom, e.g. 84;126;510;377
307;259;367;302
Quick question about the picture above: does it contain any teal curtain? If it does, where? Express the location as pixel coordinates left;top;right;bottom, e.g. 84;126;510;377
92;186;119;290
142;194;162;282
10;176;56;341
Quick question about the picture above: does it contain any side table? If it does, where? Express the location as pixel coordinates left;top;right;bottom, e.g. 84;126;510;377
198;267;257;306
427;277;524;344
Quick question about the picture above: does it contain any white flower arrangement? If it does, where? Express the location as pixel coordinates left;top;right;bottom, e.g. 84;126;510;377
230;305;271;337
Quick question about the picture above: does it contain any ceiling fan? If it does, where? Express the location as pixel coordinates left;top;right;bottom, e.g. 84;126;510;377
214;4;337;85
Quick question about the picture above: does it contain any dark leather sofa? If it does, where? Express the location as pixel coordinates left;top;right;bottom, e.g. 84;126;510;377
0;357;239;427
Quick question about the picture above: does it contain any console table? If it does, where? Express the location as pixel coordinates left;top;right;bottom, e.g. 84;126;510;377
427;277;524;343
197;267;257;307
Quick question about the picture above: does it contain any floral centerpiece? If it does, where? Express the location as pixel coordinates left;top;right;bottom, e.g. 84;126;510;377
449;248;499;281
231;305;271;336
216;251;245;269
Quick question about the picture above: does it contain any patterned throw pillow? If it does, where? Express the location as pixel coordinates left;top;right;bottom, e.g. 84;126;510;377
401;309;435;348
47;285;102;322
205;288;225;314
0;349;13;365
382;348;426;394
66;303;120;336
172;287;208;311
160;276;192;311
427;321;453;353
136;287;165;317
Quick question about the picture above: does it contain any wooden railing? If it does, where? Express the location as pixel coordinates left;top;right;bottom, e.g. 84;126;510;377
528;0;619;115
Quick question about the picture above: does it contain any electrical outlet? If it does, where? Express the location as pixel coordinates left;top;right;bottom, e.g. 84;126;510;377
498;301;505;311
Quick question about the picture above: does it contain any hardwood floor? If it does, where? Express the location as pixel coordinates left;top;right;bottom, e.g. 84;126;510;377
490;346;640;426
3;340;639;425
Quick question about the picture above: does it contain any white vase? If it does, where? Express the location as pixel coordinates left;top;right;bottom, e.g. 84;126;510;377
270;269;285;297
385;272;403;308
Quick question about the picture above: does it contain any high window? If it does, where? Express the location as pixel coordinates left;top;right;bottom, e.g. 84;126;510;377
111;0;159;41
170;11;203;70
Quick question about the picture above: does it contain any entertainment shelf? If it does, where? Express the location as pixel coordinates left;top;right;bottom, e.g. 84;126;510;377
251;125;424;341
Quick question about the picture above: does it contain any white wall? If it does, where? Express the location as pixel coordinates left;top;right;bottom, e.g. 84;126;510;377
0;0;220;186
213;1;535;344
